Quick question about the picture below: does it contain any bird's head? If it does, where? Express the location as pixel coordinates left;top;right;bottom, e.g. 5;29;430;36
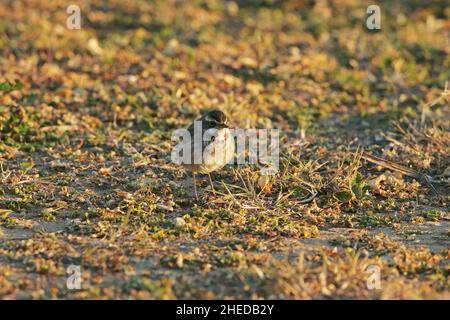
202;110;229;129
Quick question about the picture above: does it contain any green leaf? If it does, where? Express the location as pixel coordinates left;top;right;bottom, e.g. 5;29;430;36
334;191;353;203
0;209;13;215
350;172;364;199
20;161;34;171
0;80;22;93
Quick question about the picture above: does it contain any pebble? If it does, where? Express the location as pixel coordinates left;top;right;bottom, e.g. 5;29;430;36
174;217;186;228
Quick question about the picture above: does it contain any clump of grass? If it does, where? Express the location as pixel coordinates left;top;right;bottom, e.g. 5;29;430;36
0;80;22;93
421;210;444;222
0;209;17;227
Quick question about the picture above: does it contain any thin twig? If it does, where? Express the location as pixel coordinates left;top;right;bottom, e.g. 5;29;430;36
361;151;439;195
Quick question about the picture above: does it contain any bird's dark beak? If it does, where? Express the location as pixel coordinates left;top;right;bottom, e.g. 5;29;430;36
218;123;229;129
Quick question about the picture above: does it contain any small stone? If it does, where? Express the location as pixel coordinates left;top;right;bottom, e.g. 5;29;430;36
226;2;239;16
176;254;184;268
361;249;370;257
202;263;212;273
87;38;103;56
164;39;179;56
442;167;450;177
174;217;186;229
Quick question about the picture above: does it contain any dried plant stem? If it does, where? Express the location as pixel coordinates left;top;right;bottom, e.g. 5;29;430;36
361;151;439;195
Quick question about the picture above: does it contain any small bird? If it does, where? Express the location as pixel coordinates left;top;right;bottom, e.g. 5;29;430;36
182;110;235;200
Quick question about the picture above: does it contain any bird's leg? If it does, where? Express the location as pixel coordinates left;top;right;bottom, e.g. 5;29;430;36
192;172;199;201
207;172;216;195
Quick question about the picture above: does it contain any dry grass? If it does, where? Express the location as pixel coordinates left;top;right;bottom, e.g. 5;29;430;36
0;0;449;299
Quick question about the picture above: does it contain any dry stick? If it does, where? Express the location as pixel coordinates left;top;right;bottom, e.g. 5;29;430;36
373;84;449;195
15;179;53;185
192;172;199;201
425;82;449;109
382;133;419;155
207;172;216;194
297;180;318;204
360;151;439;195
